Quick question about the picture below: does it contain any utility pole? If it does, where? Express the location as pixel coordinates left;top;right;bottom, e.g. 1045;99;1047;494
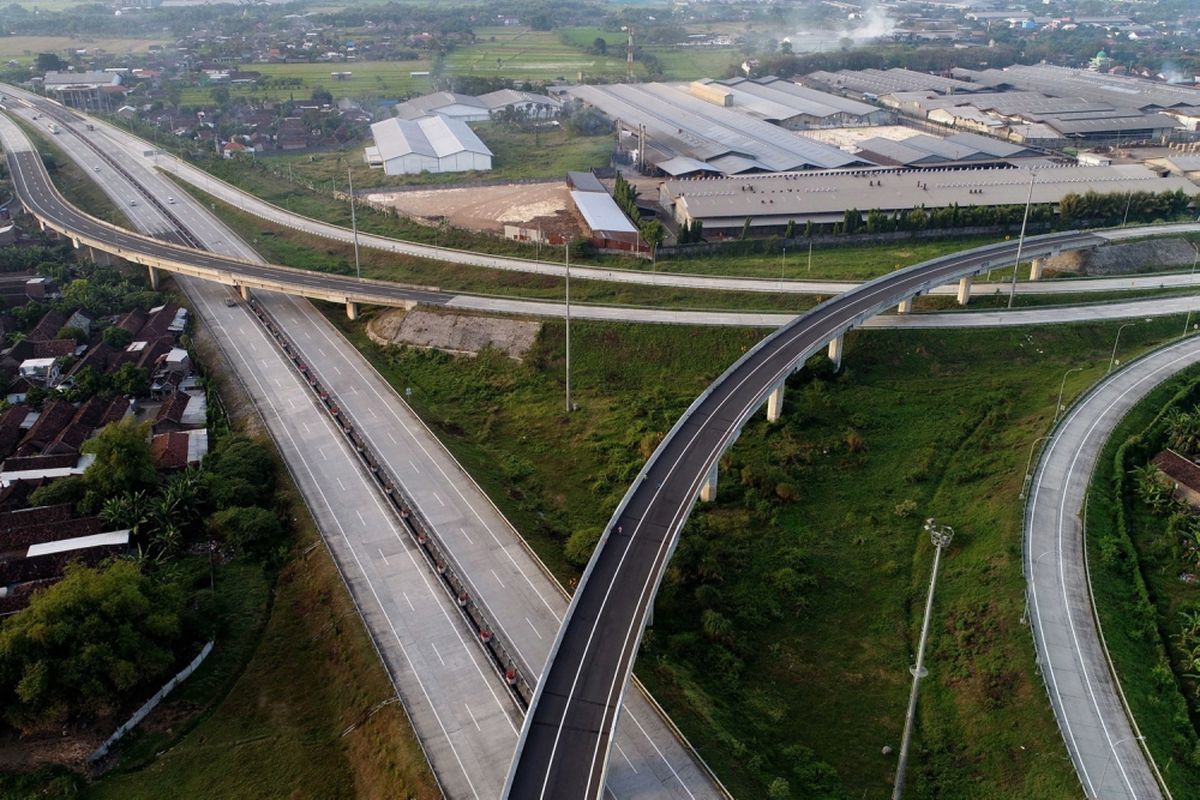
1184;246;1199;339
808;239;813;273
892;518;954;800
1006;169;1037;309
348;166;361;279
565;242;572;413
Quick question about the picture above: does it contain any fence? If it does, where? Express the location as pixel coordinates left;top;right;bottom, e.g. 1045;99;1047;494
88;640;215;764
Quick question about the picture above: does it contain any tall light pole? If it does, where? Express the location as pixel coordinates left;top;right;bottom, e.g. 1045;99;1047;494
1006;169;1037;309
347;166;361;279
1183;246;1199;339
1019;434;1051;501
892;518;954;800
565;242;572;414
780;246;786;287
1055;366;1084;423
1107;319;1151;374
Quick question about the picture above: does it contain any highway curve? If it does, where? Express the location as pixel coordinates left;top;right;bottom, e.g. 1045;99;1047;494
504;229;1104;799
1025;338;1200;800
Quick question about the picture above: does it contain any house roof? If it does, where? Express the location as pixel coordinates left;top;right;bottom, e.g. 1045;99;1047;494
1153;449;1200;493
26;529;129;558
394;91;487;120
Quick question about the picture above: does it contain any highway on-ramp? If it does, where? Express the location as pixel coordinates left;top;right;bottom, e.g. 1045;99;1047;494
1025;338;1200;799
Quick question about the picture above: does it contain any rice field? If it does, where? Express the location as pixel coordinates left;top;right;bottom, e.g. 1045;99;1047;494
178;60;435;104
444;27;635;83
0;35;167;64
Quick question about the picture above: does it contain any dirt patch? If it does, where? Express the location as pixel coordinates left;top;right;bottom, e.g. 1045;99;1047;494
1044;237;1200;276
366;308;540;360
362;181;580;240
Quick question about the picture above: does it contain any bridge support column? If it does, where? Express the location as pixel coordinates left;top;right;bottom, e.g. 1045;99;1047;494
699;461;719;503
146;265;160;290
37;219;45;232
766;380;785;423
1029;257;1045;281
72;237;80;250
88;247;111;266
239;284;251;301
897;297;913;314
346;301;359;321
828;335;844;372
956;276;972;305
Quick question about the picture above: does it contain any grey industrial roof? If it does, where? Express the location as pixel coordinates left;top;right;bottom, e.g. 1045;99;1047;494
570;190;638;235
664;164;1198;225
961;64;1200;111
942;131;1033;157
656;156;722;176
703;77;881;121
369;115;492;161
566;170;605;192
477;88;560;110
568;82;865;174
805;68;978;97
43;70;119;88
856;137;949;166
394;91;486;120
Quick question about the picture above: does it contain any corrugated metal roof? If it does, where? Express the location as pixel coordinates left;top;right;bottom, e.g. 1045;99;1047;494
656;156;722;176
27;529;129;557
570;190;638;235
566;171;606;192
370;115;493;161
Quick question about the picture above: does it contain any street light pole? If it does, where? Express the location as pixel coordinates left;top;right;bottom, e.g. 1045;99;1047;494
1184;247;1199;339
1108;321;1138;374
1007;169;1037;309
565;242;572;414
892;518;954;800
347;166;361;280
1055;366;1084;423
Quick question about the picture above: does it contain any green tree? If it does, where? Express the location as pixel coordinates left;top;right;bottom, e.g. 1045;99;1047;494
739;216;752;240
203;436;275;509
310;86;333;106
34;52;65;72
27;475;86;509
0;561;183;730
565;527;602;566
208;506;284;560
109;363;149;397
55;326;87;345
82;418;157;501
209;85;231;106
102;325;133;349
783;219;796;240
593;37;608;55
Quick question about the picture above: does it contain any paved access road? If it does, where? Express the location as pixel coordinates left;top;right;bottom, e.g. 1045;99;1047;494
1026;339;1200;800
7;85;1200;302
15;104;723;799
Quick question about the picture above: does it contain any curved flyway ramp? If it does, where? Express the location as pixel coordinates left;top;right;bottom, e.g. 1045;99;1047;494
503;228;1104;799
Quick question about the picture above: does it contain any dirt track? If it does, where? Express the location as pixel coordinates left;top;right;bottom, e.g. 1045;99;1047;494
362;181;581;239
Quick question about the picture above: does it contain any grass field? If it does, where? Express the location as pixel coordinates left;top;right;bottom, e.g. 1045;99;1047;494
268;121;612;189
562;27;740;80
0;36;166;63
318;309;1191;797
179;61;435;105
445;27;634;83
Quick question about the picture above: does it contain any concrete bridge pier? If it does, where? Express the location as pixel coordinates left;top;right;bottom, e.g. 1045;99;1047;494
147;265;161;290
72;237;80;249
1029;257;1045;281
88;247;111;266
699;461;719;502
957;276;972;305
346;300;360;320
897;297;913;314
766;380;785;423
239;284;252;302
37;219;45;232
828;335;844;371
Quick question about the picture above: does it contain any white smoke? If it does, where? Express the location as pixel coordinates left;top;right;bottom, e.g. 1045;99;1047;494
1162;62;1189;84
786;4;898;53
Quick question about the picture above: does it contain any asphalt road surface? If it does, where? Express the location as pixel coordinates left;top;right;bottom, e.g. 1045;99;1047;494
12;104;722;799
1026;338;1200;799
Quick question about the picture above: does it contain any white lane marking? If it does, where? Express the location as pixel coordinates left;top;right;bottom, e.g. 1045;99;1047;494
465;704;481;732
333;365;342;375
490;569;505;588
433;492;445;507
460;527;474;545
273;376;282;388
377;548;390;566
388;431;398;444
336;477;346;491
432;642;446;666
302;422;311;434
615;742;637;773
408;459;419;473
402;591;415;611
320;447;327;461
356;509;366;526
369;406;378;419
525;617;542;640
287;398;296;409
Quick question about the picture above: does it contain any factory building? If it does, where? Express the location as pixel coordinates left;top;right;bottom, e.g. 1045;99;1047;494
567;82;869;176
41;71;123;111
688;77;892;128
394;89;561;122
365;116;492;175
659;164;1197;236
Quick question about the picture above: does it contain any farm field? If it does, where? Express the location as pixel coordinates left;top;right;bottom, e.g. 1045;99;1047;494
0;35;166;64
444;27;636;83
562;27;740;80
178;60;435;105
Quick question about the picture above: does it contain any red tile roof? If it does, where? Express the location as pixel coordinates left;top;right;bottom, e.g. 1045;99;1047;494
1153;449;1200;494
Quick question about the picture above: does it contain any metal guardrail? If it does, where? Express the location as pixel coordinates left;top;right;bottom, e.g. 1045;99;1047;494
246;295;533;709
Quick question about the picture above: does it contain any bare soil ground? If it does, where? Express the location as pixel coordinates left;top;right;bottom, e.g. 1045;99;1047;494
366;308;541;360
361;181;581;240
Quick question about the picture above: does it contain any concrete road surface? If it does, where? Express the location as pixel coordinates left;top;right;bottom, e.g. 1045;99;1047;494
1026;338;1200;799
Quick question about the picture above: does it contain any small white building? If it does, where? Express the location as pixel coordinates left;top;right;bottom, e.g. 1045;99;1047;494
18;357;60;386
394;91;490;122
366;116;493;175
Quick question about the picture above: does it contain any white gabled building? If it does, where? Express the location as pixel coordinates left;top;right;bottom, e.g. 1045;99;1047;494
366;115;493;175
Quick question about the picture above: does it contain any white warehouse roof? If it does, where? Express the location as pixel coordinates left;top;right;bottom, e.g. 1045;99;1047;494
570;191;638;236
370;115;493;162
